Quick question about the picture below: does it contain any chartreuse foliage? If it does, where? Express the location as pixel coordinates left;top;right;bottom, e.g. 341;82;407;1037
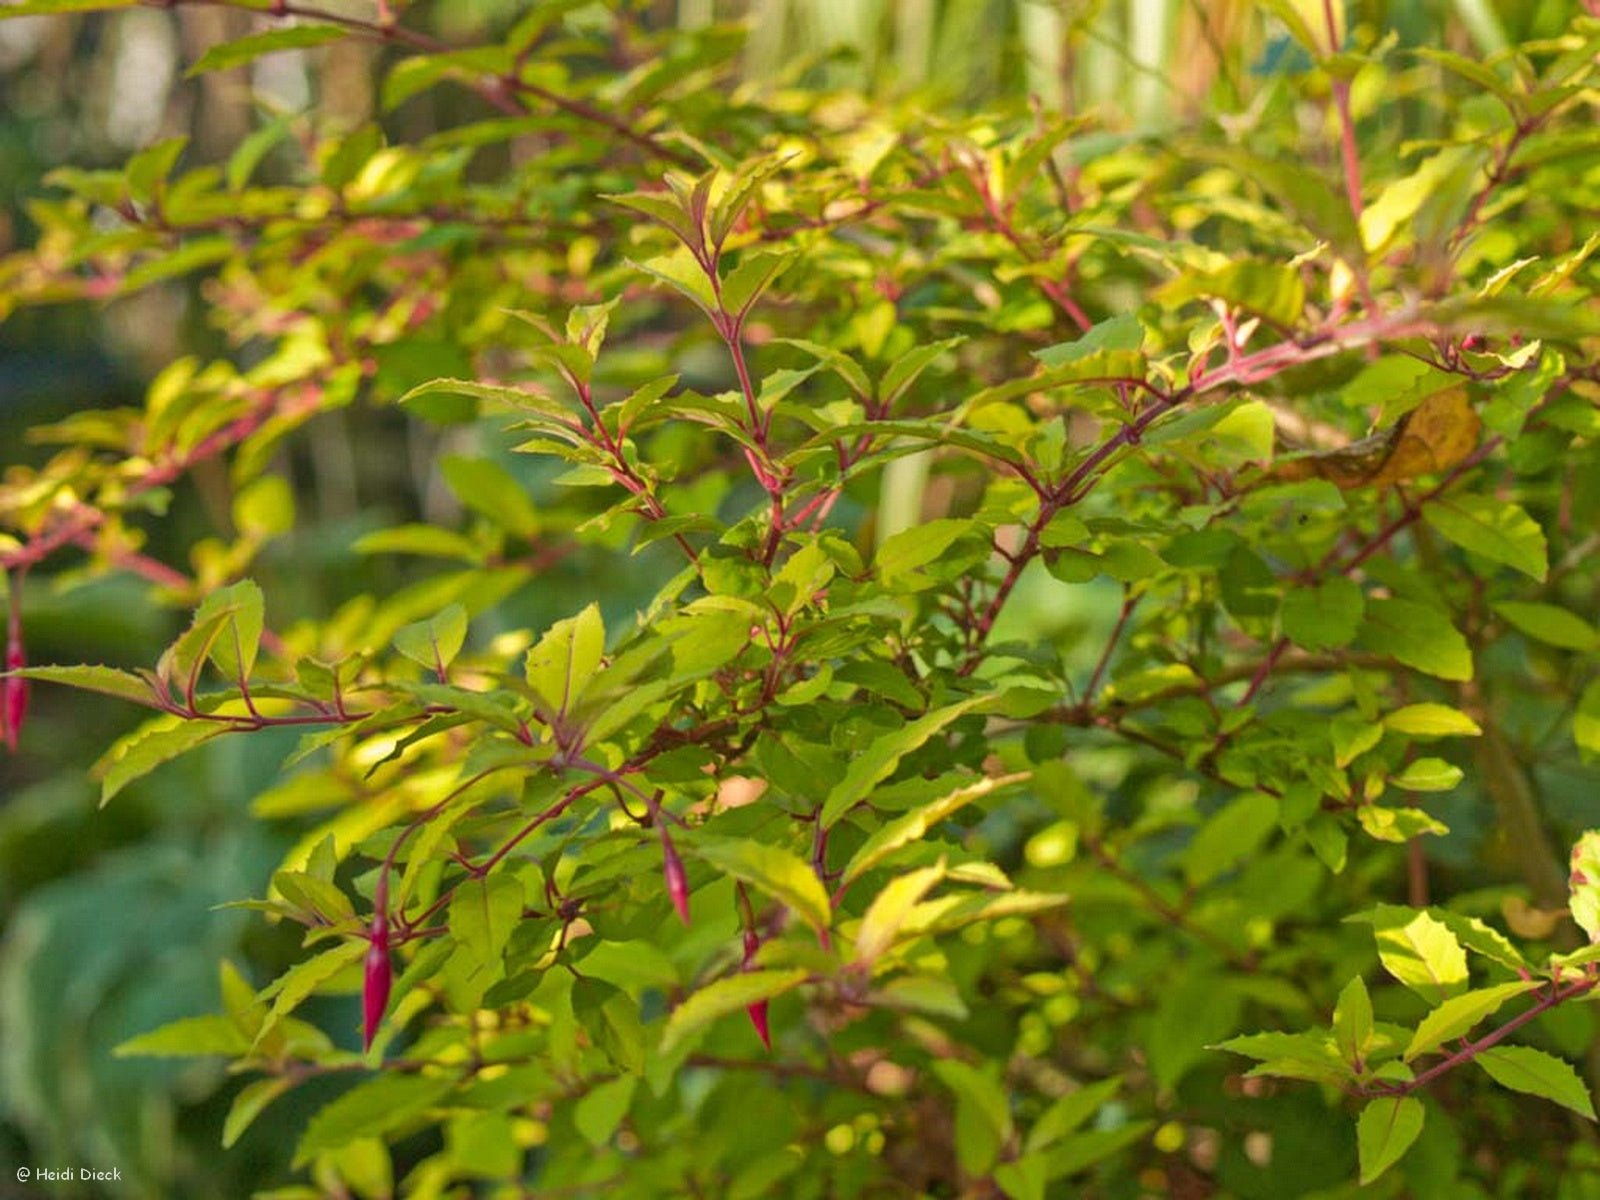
3;0;1600;1195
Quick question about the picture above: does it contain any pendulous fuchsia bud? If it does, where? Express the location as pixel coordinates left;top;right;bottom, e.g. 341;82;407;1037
661;827;690;925
3;638;26;754
741;917;771;1049
362;911;392;1053
746;997;772;1051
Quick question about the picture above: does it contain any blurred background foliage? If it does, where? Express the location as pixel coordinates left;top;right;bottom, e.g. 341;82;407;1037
0;1;1586;1195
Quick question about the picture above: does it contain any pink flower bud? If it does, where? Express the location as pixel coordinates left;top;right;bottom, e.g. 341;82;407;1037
362;918;392;1053
661;828;690;925
739;923;769;1048
746;1000;771;1050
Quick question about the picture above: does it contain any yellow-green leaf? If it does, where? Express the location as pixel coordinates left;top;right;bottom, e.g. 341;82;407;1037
1476;1046;1596;1119
1358;1096;1425;1184
660;969;809;1056
690;837;831;933
1403;981;1539;1061
855;862;946;965
1422;495;1548;581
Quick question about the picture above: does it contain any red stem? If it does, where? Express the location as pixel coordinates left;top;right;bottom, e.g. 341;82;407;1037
1368;976;1598;1098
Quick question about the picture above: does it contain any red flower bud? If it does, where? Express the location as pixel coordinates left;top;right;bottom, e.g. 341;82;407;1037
746;998;771;1051
661;828;690;925
739;917;768;1049
362;916;392;1053
3;639;26;754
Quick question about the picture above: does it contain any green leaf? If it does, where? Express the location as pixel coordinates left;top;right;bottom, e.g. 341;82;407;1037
868;973;969;1020
1024;1076;1123;1153
1360;598;1473;681
12;664;159;706
1357;806;1449;842
876;518;978;582
855;862;945;964
720;249;795;319
1403;981;1540;1061
1042;1123;1153;1179
1331;719;1382;770
295;1074;456;1166
1281;577;1364;650
897;889;1069;939
1214;1031;1350;1084
1414;48;1521;111
207;580;268;681
1333;977;1374;1068
1158;260;1306;326
394;604;468;675
1390;757;1464;792
659;969;809;1056
125;135;187;203
822;695;993;826
1422;496;1548;581
160;579;265;691
1205;147;1362;258
1357;1096;1425;1184
272;870;356;925
1383;704;1482;738
1579;681;1600;756
932;1061;1013;1176
1354;904;1526;972
1359;145;1484;257
525;603;605;719
629;248;717;314
995;1154;1048;1200
1493;601;1599;651
844;773;1025;884
379;47;510;111
879;338;964;409
605;190;703;251
441;455;541;538
252;941;366;1052
1034;314;1144;367
355;524;484;562
612;375;679;434
1476;1046;1597;1119
219;959;264;1039
400;378;577;426
1354;909;1469;1005
95;719;227;807
187;25;346;76
114;1015;251;1058
571;976;645;1074
709;156;788;250
390;682;523;739
690;837;831;933
223;1078;294;1149
449;873;524;968
227;116;292;191
446;1110;520;1177
773;337;872;400
574;1075;637;1146
1426;909;1528;971
1183;792;1277;886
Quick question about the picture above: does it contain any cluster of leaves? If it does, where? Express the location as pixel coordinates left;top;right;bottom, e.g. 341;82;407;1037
2;0;1599;1195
